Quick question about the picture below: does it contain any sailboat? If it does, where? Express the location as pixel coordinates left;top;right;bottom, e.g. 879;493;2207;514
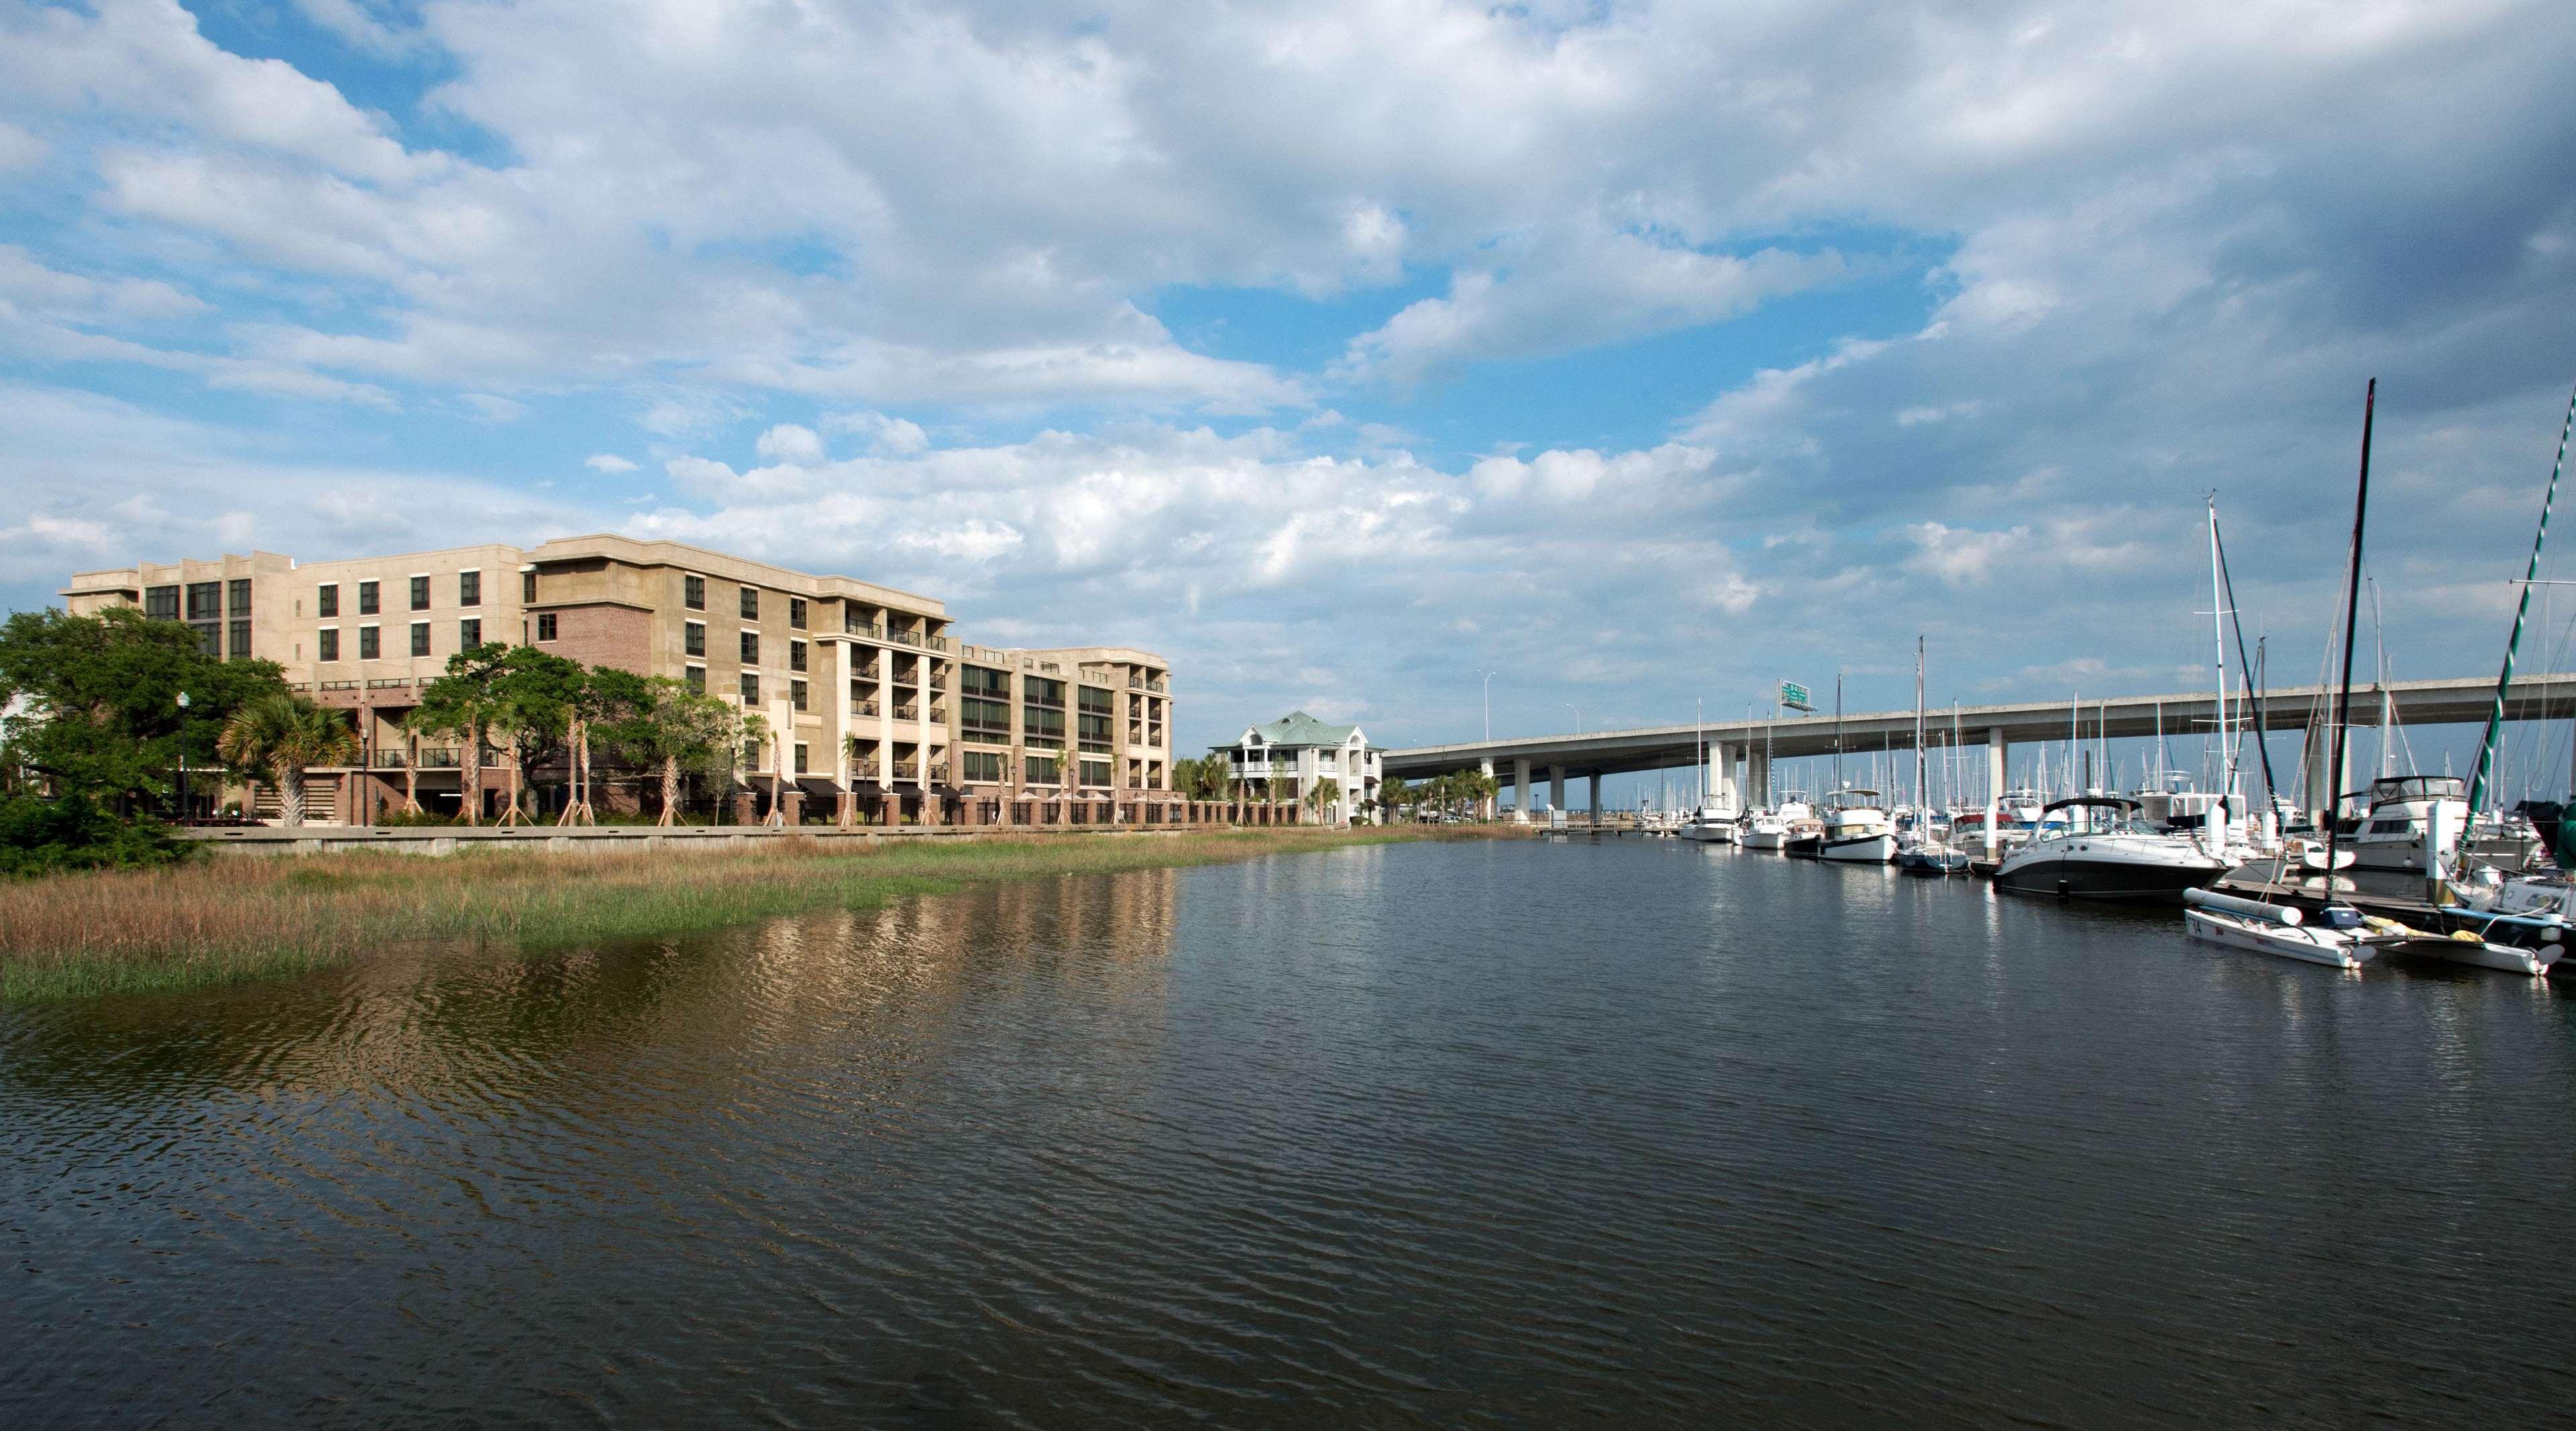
2428;381;2576;975
1678;700;1739;843
2188;380;2403;963
1897;638;1970;875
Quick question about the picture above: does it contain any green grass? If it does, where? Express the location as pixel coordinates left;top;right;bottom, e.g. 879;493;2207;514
0;825;1517;1002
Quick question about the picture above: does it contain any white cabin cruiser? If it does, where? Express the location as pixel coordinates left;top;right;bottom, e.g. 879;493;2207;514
1678;803;1740;843
2332;775;2469;873
1741;794;1815;851
1992;796;2231;903
1794;788;1895;863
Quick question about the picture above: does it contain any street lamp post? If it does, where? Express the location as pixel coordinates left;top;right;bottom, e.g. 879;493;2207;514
1566;704;1580;735
1481;671;1493;742
175;690;192;824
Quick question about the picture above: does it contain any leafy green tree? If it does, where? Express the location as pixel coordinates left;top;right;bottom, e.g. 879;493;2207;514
407;643;512;824
1306;776;1342;823
1377;774;1410;821
0;607;284;814
491;647;588;823
593;672;743;826
217;693;359;828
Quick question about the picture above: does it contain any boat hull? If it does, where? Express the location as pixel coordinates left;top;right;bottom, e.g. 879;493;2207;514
1994;845;2229;903
1819;833;1896;863
1678;823;1736;845
2184;908;2373;968
1741;828;1790;849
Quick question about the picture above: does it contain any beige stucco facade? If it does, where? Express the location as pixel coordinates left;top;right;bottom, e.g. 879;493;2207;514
63;535;1175;823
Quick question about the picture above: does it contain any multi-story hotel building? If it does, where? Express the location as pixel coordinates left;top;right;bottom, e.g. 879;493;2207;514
61;536;1176;823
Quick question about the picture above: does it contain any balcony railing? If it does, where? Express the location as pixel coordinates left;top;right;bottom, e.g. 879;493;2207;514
851;699;880;717
417;747;462;769
928;635;949;651
849;760;881;778
890;628;922;648
928;706;947;723
893;702;920;721
367;678;412;690
319;680;360;691
371;749;409;768
892;761;920;779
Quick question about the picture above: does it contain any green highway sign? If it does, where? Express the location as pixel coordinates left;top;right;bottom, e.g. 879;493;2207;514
1780;681;1813;712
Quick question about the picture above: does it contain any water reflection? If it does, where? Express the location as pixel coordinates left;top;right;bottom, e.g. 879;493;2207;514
5;841;2573;1428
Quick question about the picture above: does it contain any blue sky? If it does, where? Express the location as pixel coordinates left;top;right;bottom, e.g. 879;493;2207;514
6;0;2576;776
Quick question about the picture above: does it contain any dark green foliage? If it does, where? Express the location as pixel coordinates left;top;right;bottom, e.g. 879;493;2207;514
0;794;185;875
0;606;286;810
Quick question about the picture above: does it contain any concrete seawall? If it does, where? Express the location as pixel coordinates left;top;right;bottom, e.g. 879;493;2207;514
184;823;1236;858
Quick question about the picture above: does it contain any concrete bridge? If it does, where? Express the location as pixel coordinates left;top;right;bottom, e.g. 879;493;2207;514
1385;673;2576;823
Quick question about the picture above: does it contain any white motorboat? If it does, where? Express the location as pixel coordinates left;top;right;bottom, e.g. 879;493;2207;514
1809;788;1896;863
1993;796;2231;902
1742;794;1815;850
2332;774;2468;873
1678;804;1739;843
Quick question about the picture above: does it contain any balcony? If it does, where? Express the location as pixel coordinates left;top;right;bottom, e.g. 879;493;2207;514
894;702;920;721
928;635;949;652
371;749;409;769
417;747;462;769
928;705;948;723
319;680;361;691
851;699;880;717
366;677;412;690
890;627;922;648
850;759;881;778
892;760;920;780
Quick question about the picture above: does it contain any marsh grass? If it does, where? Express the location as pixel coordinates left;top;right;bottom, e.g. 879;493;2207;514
0;826;1505;1002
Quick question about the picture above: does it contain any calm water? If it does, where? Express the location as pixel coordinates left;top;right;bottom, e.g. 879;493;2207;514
6;839;2575;1427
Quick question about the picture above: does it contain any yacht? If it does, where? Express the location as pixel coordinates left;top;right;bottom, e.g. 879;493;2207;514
2332;775;2468;873
1794;788;1895;863
1992;796;2231;902
1742;794;1816;851
1678;802;1740;843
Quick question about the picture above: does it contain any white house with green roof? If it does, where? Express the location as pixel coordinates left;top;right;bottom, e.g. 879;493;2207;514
1217;711;1383;825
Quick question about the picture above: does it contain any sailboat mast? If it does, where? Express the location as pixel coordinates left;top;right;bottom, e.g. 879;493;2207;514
2465;382;2576;819
2208;496;2231;802
2212;510;2282;817
1834;674;1844;790
2323;379;2378;886
1915;636;1927;812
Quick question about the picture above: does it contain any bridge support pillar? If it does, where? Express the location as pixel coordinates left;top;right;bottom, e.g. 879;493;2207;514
1589;772;1603;827
1513;758;1531;820
1986;729;2006;807
1707;742;1739;812
1748;747;1770;808
1550;765;1565;817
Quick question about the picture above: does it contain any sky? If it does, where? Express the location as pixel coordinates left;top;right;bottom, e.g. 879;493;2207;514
5;0;2576;774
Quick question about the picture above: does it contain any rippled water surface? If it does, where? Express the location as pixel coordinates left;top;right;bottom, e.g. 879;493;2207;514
7;838;2576;1427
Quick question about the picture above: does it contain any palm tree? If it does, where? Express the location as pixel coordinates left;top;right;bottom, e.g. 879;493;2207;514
217;693;358;828
1306;776;1342;825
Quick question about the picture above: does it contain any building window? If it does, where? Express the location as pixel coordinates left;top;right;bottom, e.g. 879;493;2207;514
1024;676;1065;708
354;580;378;616
409;575;430;611
229;619;252;659
964;750;1006;783
185;582;220;621
844;604;871;636
1078;711;1113;753
684;574;705;610
961;697;1012;741
313;584;337;619
460;618;482;649
794;742;809;776
1024;755;1060;786
791;678;808;711
963;665;1010;698
1022;703;1065;749
227;578;252;616
685;665;705;693
739;586;759;619
739;631;759;664
535;613;559;642
788;597;808;629
1078;685;1112;715
685;621;706;657
358;625;380;659
789;639;807;672
146;584;180;621
411;621;431;657
1081;759;1112;788
741;738;761;770
740;673;760;704
318;628;339;661
522;571;537;603
458;570;480;606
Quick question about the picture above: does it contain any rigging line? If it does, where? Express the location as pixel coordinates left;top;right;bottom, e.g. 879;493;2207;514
2466;380;2576;817
2210;503;2282;813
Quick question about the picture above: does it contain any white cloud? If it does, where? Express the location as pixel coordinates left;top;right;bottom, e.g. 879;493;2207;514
459;392;525;423
752;423;825;464
0;121;47;171
823;409;929;456
584;453;638;473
